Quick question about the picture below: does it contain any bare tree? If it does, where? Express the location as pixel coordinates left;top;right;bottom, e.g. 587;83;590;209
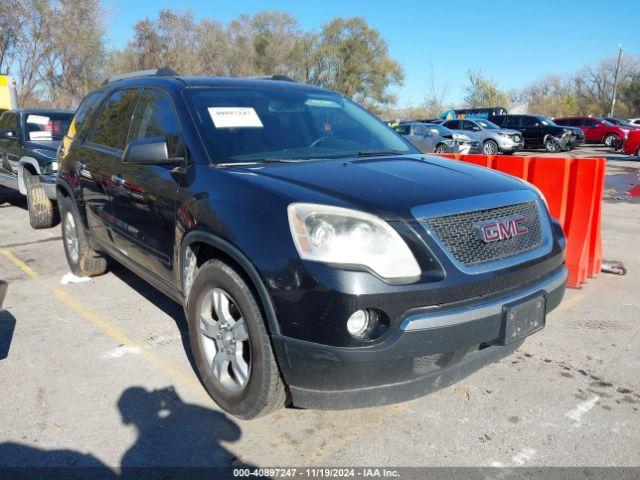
463;70;509;109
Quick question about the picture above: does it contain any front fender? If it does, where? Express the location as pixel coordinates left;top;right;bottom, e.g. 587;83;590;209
180;230;281;336
17;157;41;195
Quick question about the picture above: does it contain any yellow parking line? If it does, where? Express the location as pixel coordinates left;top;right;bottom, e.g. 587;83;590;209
0;247;206;398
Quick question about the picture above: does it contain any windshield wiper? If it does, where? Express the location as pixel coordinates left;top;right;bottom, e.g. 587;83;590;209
355;150;406;157
218;157;307;167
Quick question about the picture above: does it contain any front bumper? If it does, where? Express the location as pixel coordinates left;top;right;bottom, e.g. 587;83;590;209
497;137;524;152
273;266;567;410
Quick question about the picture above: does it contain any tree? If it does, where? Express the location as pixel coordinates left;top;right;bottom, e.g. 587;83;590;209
620;73;640;116
518;75;579;117
44;0;107;108
422;63;449;118
1;0;107;107
307;17;404;112
571;54;640;116
463;70;509;109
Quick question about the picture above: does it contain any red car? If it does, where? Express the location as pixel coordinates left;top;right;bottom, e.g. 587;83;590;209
554;116;631;147
622;130;640;158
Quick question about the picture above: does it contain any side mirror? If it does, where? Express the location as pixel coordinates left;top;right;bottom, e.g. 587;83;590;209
122;136;181;165
473;126;481;131
0;130;17;140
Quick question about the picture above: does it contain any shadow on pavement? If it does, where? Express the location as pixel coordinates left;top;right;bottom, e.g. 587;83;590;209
0;386;246;479
0;280;15;361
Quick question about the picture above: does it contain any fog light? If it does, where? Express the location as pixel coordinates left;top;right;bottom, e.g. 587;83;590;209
347;309;378;339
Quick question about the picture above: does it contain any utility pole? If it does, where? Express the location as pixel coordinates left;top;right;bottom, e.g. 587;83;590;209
610;44;623;117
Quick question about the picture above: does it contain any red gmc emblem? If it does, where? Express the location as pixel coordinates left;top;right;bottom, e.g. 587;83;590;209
476;216;528;243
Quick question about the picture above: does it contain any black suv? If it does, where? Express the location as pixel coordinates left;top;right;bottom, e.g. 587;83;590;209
57;71;567;419
0;109;73;227
489;114;583;152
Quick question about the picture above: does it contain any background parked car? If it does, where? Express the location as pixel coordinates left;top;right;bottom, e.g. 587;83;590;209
622;130;640;158
603;117;640;130
437;107;507;120
441;118;524;155
392;122;456;153
553;116;631;147
490;114;582;152
0;109;74;228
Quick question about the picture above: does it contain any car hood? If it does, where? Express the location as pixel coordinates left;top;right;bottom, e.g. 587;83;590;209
232;154;529;220
498;128;522;136
25;140;60;153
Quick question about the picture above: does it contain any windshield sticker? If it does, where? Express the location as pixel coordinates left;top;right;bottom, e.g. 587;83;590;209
208;107;263;128
27;115;50;125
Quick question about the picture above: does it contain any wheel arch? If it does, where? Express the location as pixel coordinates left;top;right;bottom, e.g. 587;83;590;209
180;231;280;336
17;157;40;195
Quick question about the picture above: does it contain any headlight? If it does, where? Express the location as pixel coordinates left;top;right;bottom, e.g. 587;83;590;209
452;133;470;141
288;203;421;280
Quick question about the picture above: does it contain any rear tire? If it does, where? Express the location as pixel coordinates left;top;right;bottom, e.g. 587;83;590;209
434;143;450;154
24;170;57;229
58;194;108;277
187;259;287;419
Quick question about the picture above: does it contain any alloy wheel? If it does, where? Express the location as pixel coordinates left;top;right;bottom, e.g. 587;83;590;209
63;212;79;264
199;288;251;392
483;141;498;155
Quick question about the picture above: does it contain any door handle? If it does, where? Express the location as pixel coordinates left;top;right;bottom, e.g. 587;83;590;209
111;174;125;186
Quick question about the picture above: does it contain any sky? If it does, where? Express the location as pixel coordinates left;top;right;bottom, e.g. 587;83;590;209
102;0;640;107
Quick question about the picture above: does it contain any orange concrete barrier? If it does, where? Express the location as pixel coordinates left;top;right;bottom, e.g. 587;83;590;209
436;153;606;288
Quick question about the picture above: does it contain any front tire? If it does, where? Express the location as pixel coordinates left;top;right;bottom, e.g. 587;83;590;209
58;194;108;277
482;139;498;155
603;133;618;147
187;259;287;419
544;137;561;153
24;170;57;229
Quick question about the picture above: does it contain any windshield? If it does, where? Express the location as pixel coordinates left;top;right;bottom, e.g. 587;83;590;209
536;116;557;126
184;87;417;164
425;123;451;136
24;112;72;141
474;119;500;130
603;117;627;126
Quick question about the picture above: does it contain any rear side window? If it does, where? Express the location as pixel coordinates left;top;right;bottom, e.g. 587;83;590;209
89;89;139;151
445;120;460;129
393;125;411;135
583;119;597;127
69;91;106;140
0;112;8;130
413;125;428;136
1;111;18;132
128;89;182;157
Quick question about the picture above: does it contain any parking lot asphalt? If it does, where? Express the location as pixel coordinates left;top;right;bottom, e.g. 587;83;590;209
0;148;638;469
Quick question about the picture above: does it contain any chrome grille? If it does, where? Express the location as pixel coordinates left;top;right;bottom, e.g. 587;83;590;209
423;201;543;267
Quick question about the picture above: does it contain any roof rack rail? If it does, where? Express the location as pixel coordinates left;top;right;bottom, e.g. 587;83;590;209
102;68;178;86
249;75;297;83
